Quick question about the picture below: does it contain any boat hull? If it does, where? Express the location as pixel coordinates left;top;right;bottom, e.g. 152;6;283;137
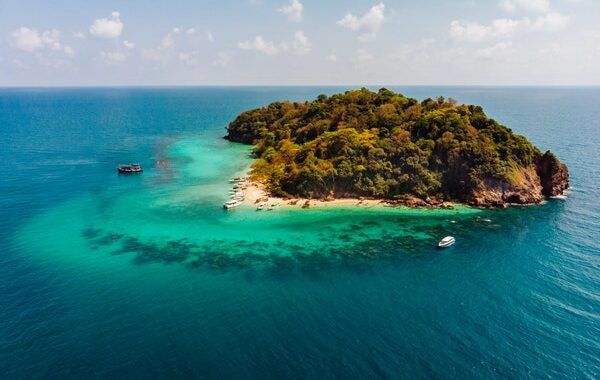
438;237;456;248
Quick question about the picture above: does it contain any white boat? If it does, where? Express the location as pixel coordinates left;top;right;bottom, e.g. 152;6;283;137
257;204;265;210
438;236;455;248
223;200;241;209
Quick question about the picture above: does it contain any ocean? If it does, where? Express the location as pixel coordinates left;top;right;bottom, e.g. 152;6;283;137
0;86;598;379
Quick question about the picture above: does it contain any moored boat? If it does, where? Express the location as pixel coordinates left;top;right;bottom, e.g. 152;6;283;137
223;200;241;209
117;163;143;173
438;236;455;248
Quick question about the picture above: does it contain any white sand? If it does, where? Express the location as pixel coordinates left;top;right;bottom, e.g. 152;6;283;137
243;181;385;209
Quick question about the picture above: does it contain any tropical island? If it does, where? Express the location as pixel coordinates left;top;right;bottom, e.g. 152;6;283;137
226;88;569;208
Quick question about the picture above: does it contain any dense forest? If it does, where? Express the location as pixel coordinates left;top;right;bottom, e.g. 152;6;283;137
226;88;568;207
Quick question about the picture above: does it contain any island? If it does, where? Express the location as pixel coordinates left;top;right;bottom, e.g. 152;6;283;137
226;88;569;208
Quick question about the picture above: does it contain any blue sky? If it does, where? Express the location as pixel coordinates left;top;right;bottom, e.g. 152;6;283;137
1;0;598;86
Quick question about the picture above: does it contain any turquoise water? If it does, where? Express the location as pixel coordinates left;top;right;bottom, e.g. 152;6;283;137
1;87;598;378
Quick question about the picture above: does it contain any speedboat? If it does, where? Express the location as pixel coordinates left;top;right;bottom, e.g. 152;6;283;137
438;236;455;248
118;163;143;173
257;204;265;211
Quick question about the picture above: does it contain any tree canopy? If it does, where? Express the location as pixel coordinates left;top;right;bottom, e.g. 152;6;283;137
226;88;552;202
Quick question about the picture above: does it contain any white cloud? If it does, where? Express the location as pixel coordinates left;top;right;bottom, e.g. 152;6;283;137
73;31;86;39
206;31;215;42
100;50;126;63
123;40;135;49
291;31;311;55
9;27;75;57
238;35;280;55
161;28;181;48
278;0;303;22
213;51;234;66
499;0;550;13
89;11;123;39
238;32;311;56
450;13;567;43
326;52;337;62
532;12;569;31
63;45;76;57
476;41;514;59
10;27;43;51
186;28;196;35
41;30;63;51
450;18;526;42
337;3;386;41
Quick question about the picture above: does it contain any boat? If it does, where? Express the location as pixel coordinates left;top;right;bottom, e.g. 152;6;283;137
117;163;143;173
223;200;241;209
257;204;265;210
438;236;455;248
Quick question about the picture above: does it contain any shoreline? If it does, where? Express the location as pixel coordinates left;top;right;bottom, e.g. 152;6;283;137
242;181;456;209
240;180;563;210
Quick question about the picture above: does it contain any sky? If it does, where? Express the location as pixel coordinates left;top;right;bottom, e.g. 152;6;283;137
0;0;599;86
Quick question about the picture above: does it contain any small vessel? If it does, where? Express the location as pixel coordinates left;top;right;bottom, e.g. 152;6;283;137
438;236;456;248
117;163;143;173
257;204;265;211
223;200;241;209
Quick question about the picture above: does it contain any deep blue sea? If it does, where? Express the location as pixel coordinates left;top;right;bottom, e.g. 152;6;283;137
1;87;598;379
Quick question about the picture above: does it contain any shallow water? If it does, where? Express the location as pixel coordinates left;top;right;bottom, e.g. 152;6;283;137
1;87;598;378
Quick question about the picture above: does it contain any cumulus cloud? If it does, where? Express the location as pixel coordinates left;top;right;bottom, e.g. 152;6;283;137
278;0;303;22
238;31;311;56
450;18;526;42
206;31;215;42
10;27;43;52
291;30;311;55
450;13;568;42
123;40;135;49
161;28;181;48
73;31;86;39
238;35;280;55
337;3;386;41
139;26;197;63
499;0;550;13
89;11;123;39
9;27;75;57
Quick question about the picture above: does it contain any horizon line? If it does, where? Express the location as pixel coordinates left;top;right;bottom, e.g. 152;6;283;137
1;84;600;89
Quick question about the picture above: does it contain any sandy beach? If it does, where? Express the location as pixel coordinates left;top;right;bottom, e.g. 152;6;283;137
242;181;386;209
